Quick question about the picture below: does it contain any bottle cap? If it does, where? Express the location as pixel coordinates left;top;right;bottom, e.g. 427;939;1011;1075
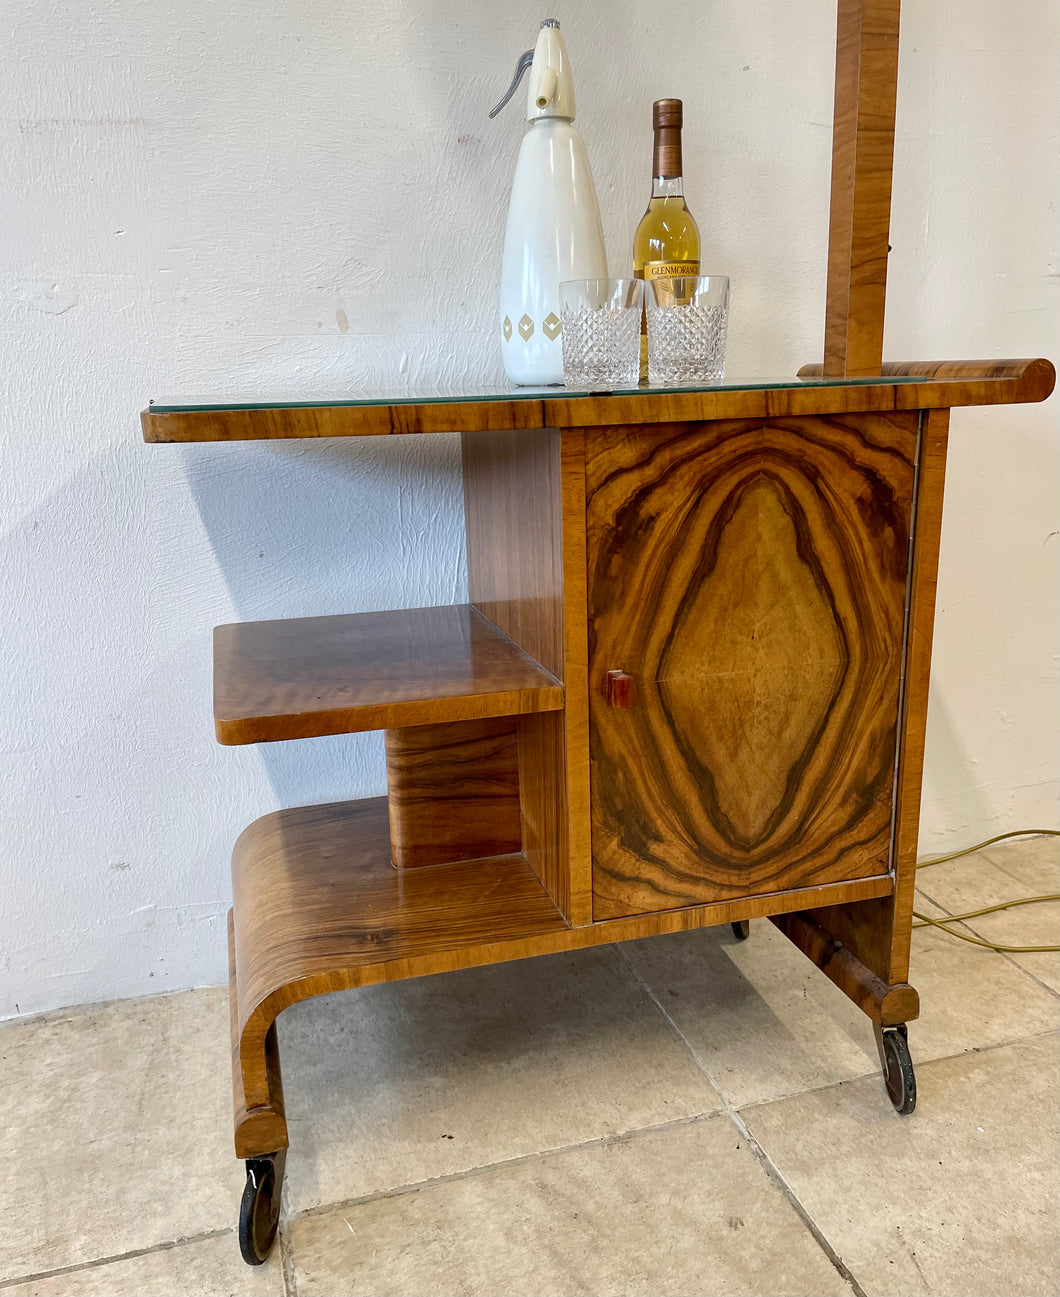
653;99;683;129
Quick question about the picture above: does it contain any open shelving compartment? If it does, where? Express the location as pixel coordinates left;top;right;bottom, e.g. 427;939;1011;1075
217;600;576;1147
142;1;1055;1267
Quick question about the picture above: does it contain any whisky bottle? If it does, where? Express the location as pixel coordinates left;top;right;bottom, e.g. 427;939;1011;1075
633;98;701;379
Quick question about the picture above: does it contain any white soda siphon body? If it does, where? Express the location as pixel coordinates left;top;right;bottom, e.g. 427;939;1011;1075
491;20;607;386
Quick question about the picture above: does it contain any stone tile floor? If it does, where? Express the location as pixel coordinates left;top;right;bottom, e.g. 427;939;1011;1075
2;837;1057;1297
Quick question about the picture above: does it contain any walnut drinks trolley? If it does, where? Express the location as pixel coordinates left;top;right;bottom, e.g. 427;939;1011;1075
141;2;1055;1264
142;360;1053;1262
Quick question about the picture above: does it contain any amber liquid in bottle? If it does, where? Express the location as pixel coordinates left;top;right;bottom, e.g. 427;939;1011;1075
633;98;701;381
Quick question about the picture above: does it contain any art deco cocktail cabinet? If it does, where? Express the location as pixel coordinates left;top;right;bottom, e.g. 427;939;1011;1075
141;0;1056;1263
142;359;1053;1261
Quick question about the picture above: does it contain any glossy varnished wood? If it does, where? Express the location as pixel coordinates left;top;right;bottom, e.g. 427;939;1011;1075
142;397;550;442
800;357;1055;392
195;374;1053;1161
230;797;564;1116
805;407;950;985
461;428;564;677
229;911;286;1158
141;363;1054;444
231;799;564;1023
384;718;521;868
229;794;894;1149
769;910;918;1025
213;603;562;744
461;425;568;921
461;427;593;924
891;408;950;970
558;431;594;926
586;413;917;918
823;0;901;376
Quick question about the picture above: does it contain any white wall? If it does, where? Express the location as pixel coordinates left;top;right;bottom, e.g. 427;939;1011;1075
1;0;1056;1020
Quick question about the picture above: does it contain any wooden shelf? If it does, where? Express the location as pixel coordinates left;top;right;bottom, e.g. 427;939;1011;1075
227;793;895;1149
231;798;568;1025
142;360;1055;443
214;603;563;744
229;797;896;1099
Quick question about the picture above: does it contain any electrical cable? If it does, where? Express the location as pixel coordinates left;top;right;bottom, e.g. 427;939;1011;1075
915;828;1060;870
912;910;1058;953
920;894;1058;922
911;829;1060;954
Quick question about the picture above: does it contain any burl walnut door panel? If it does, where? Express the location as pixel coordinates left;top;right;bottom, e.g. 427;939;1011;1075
587;413;918;920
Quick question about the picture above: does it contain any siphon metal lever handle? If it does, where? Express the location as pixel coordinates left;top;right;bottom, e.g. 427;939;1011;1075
606;670;636;709
489;49;534;119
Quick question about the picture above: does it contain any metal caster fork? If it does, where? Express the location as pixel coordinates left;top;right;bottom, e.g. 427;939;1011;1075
239;1149;286;1265
875;1023;916;1114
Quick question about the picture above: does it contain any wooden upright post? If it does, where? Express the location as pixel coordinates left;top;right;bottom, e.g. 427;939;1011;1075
823;0;901;376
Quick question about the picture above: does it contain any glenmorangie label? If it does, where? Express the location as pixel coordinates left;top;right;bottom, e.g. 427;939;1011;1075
643;261;700;280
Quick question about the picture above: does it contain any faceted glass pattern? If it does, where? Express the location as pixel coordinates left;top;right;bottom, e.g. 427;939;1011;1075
647;276;729;385
560;279;644;391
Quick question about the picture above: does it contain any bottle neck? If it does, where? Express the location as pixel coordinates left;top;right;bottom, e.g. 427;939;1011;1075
652;123;683;184
651;175;685;199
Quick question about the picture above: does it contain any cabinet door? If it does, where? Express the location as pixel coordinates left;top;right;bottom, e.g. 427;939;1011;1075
587;414;918;919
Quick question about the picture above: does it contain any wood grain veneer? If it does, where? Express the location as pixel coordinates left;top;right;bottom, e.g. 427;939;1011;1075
558;432;594;925
229;794;894;1146
769;910;918;1025
890;408;950;971
213;603;562;744
804;407;950;984
800;358;1055;391
823;0;901;376
141;363;1054;444
384;718;521;868
461;428;564;678
143;397;549;442
461;427;593;924
586;413;918;918
229;911;287;1158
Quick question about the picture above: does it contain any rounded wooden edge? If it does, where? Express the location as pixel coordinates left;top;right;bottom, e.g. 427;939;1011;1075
236;972;368;1111
141;399;551;443
229;802;407;1109
235;1103;289;1160
231;907;289;1154
1019;357;1057;402
798;357;1056;402
231;807;283;860
214;688;564;746
878;981;920;1027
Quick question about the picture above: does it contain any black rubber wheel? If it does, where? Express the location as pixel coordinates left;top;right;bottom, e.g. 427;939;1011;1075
880;1027;916;1114
239;1151;285;1265
730;920;751;941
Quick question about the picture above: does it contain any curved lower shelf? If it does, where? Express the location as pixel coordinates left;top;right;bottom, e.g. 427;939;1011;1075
228;795;896;1140
231;797;568;1035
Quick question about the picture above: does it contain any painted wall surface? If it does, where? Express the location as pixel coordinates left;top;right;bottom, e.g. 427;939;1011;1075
1;1;1056;1019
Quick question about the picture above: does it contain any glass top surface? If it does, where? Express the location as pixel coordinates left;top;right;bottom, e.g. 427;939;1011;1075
147;374;928;413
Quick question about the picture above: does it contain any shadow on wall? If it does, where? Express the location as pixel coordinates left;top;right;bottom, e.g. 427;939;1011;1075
920;672;992;848
182;431;468;810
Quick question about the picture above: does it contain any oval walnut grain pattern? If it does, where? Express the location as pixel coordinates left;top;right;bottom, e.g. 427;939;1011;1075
587;414;918;919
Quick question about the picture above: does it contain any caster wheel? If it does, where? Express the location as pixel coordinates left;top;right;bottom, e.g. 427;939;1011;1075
730;920;750;941
879;1025;916;1115
239;1150;286;1265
